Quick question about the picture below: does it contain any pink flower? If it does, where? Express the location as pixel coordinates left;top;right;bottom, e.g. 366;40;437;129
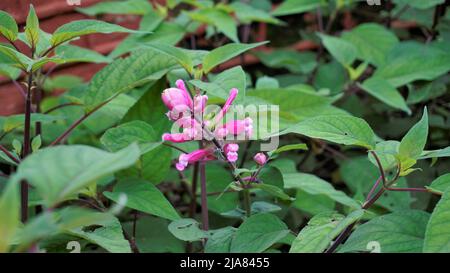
194;95;208;114
162;80;193;120
162;133;190;143
254;152;267;166
214;88;238;124
176;149;215;171
163;117;203;143
224;143;239;162
215;117;253;139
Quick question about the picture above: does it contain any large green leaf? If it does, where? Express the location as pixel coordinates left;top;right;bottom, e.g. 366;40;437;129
205;226;236;253
77;0;153;16
374;42;450;87
100;121;160;153
143;43;194;74
0;44;32;71
423;187;450;252
360;77;410;114
290;210;364;253
342;23;399;66
50;20;139;47
104;178;180;221
340;210;430;253
282;115;376;149
11;144;140;207
202;42;268;73
187;8;238;43
190;66;246;103
0;10;18;41
283;173;360;209
230;213;289;253
55;44;112;64
0;180;20;253
82;49;177;110
272;0;324;16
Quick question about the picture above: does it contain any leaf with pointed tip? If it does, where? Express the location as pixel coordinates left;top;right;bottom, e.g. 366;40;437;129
25;5;39;49
360;77;410;114
424;187;450;252
0;11;18;41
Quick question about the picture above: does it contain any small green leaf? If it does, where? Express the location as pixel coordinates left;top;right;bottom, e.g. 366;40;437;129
270;143;308;156
31;135;42;153
272;0;325;16
168;218;208;242
0;10;19;41
290;210;364;253
12;139;22;156
230;213;289;253
25;5;39;50
143;43;194;74
399;107;428;160
202;42;268;73
427;174;450;195
360;77;410;114
253;184;293;201
318;33;357;67
284;173;360;209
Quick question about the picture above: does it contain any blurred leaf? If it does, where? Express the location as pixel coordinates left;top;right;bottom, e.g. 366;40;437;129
168;218;208;242
0;180;20;253
55;44;112;64
423;187;450;252
319;33;357;67
77;0;153;16
186;8;238;43
0;10;18;41
272;0;324;16
360;77;410;114
427;174;450;195
230;2;283;25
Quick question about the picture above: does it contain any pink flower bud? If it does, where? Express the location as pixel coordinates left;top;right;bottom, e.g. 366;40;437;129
162;133;190;143
193;95;208;114
162;80;194;121
253;152;267;166
214;88;238;124
175;149;215;171
224;143;239;163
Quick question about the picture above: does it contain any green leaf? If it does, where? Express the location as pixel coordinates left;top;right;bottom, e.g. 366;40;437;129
50;20;140;47
293;190;335;216
190;66;246;103
0;180;20;253
143;43;194;74
104;178;180;221
427;174;450;195
393;0;444;10
360;77;410;114
272;0;325;16
340;210;430;253
0;11;18;41
201;164;237;214
270;143;308;156
230;2;283;25
65;213;131;253
284;173;360;209
55;44;112;64
187;8;238;43
2;113;64;133
25;5;39;49
290;210;364;253
399;107;428;160
76;0;153;16
100;121;160;153
205;226;236;253
342;23;399;67
253;184;293;201
423;187;450;252
420;147;450;160
230;213;289;253
11;144;140;207
318;33;357;67
82;49;177;110
255;50;317;74
31;135;42;153
202;41;268;73
374;42;450;87
168;218;208;242
0;44;32;71
282;115;376;149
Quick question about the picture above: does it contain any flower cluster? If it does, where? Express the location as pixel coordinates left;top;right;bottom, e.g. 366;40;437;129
161;80;253;171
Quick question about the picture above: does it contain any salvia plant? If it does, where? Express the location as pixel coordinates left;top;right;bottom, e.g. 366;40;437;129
0;0;449;254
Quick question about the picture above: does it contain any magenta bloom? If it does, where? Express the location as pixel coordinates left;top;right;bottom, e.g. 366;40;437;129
224;143;239;162
254;152;267;166
214;88;238;124
215;117;253;139
161;80;193;121
176;149;216;171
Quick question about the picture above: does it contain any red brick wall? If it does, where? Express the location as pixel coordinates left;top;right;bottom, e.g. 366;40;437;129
0;0;164;116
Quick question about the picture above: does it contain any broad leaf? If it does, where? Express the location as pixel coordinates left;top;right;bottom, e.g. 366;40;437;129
77;0;153;16
340;210;430;253
11;144;140;207
0;10;18;41
55;44;112;64
202;42;268;73
423;187;450;252
319;33;357;67
290;210;364;253
360;77;410;114
230;213;289;253
25;5;39;49
0;180;20;253
399;107;428;160
168;218;208;242
104;178;180;221
426;174;450;195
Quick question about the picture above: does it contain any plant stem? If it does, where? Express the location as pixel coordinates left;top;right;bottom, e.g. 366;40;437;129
243;189;251;217
50;101;107;146
200;162;209;231
0;144;20;164
189;162;199;218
